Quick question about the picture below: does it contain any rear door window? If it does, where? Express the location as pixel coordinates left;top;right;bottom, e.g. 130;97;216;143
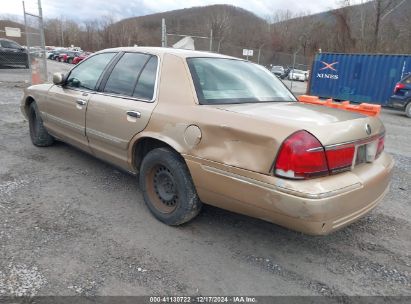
133;56;158;100
103;53;150;96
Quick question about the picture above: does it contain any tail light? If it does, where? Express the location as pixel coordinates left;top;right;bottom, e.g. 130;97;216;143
394;83;405;94
274;130;328;179
375;134;385;159
275;130;357;179
325;145;355;173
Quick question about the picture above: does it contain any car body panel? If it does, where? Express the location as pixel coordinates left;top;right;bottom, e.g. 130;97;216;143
44;85;91;153
86;92;158;170
72;53;91;65
185;151;393;235
0;38;29;68
288;69;306;81
21;47;394;235
271;66;284;77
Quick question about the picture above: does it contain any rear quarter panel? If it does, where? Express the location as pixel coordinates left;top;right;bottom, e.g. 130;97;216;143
130;53;289;173
134;53;386;175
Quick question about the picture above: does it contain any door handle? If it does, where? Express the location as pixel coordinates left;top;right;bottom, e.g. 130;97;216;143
76;99;87;106
126;111;141;118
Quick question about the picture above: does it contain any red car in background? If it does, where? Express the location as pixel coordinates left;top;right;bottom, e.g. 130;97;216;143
72;52;92;64
57;51;81;63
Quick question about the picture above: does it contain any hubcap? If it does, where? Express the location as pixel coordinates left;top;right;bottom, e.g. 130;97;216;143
154;166;177;206
146;164;178;213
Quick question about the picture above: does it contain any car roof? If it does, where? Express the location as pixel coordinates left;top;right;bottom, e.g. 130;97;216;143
0;38;21;43
96;46;239;60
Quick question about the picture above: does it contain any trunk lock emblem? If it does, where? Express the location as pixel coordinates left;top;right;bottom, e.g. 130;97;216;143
365;124;372;135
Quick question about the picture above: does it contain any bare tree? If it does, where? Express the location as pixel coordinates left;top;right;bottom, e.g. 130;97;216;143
208;7;232;52
332;0;356;52
371;0;405;51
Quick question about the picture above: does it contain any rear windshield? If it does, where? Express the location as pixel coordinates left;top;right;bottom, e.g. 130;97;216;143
187;57;296;105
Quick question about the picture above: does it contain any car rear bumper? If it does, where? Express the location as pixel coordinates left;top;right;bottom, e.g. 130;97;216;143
388;96;409;110
184;152;394;235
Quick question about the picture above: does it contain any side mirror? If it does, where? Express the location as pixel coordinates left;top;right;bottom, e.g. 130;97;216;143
53;72;64;85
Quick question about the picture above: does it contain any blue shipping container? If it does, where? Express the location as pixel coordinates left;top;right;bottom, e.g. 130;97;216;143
309;53;411;106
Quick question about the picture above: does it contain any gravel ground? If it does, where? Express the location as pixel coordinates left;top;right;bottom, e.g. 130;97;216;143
0;78;410;298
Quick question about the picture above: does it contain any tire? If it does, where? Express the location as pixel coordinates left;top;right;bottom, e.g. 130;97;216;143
139;148;202;225
68;58;73;64
405;102;411;118
28;102;54;147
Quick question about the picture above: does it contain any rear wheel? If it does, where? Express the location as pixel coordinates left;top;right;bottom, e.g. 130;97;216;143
28;102;54;147
406;102;411;118
139;148;202;225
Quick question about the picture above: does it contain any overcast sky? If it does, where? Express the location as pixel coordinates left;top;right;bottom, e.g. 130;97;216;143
2;0;348;21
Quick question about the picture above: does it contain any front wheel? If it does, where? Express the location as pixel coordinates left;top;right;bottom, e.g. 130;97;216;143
405;102;411;118
139;148;202;225
28;102;54;147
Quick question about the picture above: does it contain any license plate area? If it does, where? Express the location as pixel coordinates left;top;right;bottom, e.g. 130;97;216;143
355;140;378;166
355;145;367;165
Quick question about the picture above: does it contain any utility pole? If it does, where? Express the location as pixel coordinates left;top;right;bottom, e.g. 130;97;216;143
38;0;47;78
161;18;167;47
209;29;213;52
257;43;265;64
381;0;407;20
22;1;31;74
61;19;64;47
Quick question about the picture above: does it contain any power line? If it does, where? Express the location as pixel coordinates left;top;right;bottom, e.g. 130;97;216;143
381;0;407;20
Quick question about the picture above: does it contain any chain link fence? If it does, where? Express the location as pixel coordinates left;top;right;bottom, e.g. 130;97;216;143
24;9;47;84
0;29;31;83
0;3;47;85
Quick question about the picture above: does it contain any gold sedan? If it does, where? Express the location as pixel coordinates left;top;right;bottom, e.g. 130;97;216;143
20;47;394;235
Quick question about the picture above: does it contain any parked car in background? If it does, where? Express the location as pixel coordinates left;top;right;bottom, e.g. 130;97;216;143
58;51;81;63
21;47;393;235
281;67;290;79
65;51;82;64
72;52;92;64
29;47;44;57
271;66;284;78
388;74;411;117
0;38;29;68
49;49;66;60
288;69;306;81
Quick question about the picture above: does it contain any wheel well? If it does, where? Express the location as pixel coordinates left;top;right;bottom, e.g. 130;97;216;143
24;96;35;116
133;137;181;171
